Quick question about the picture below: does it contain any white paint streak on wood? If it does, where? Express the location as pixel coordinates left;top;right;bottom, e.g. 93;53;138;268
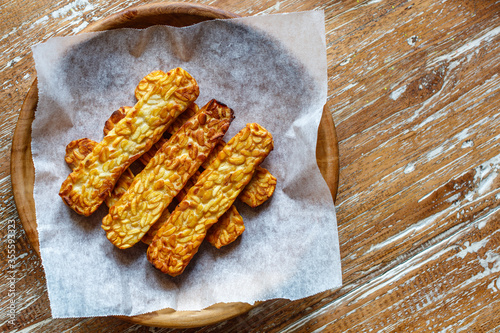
258;1;281;14
51;0;95;20
389;85;407;100
341;141;500;266
282;227;463;332
464;154;500;202
355;209;499;330
432;26;500;66
72;21;89;34
404;161;416;174
33;15;49;26
367;210;448;253
12;319;53;333
2;56;23;72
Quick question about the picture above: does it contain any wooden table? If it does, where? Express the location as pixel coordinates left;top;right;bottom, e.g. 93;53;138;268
2;0;499;331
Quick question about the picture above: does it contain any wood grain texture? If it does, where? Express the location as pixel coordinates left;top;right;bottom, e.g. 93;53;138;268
2;0;500;332
6;1;339;330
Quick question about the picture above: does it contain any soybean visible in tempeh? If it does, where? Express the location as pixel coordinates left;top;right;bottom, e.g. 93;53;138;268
147;123;274;276
102;99;233;249
59;67;199;216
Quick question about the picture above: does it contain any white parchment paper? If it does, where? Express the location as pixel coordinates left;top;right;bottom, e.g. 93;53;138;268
31;10;341;318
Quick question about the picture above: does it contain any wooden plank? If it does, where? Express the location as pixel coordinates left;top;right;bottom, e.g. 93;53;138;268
279;207;500;332
1;0;499;331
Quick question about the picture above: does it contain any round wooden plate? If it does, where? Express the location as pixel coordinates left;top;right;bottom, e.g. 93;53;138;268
10;2;339;328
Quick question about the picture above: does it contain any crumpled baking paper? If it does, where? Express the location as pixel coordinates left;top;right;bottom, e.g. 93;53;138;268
31;10;341;318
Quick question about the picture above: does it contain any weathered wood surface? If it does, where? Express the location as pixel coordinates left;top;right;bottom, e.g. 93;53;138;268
1;0;499;332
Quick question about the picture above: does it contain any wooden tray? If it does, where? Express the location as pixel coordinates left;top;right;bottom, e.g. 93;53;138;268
10;2;339;328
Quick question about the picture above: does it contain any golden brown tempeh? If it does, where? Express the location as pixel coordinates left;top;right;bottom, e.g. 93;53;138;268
68;104;245;248
103;104;201;166
64;138;135;208
135;70;165;101
147;123;274;276
140;170;201;245
102;100;234;249
140;208;171;245
141;167;246;249
238;166;277;207
64;138;97;171
146;169;246;248
103;107;127;137
175;170;201;203
105;114;246;249
59;68;199;216
201;140;277;207
104;100;250;249
103;103;276;208
205;205;245;249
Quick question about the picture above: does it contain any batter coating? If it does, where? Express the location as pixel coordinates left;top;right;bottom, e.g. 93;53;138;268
147;123;274;276
59;67;199;216
102;100;234;249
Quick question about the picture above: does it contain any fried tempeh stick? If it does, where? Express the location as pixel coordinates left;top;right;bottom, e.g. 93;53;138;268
201;140;276;207
65;137;172;244
102;100;234;249
205;205;245;249
135;71;277;207
65;106;201;209
65;137;168;243
64;138;97;171
69;103;245;248
59;68;199;216
105;104;201;166
135;70;166;101
238;166;277;207
142;168;246;248
147;123;274;276
64;138;135;208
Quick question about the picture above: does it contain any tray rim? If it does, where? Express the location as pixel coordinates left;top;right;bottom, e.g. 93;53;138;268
10;2;339;328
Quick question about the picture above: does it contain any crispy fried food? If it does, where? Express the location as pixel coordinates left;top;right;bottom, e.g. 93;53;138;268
64;138;135;208
104;104;201;166
142;168;247;249
102;100;234;249
64;138;97;170
135;70;165;101
103;107;127;137
201;140;225;169
59;68;199;216
147;123;274;276
174;170;200;203
71;101;245;248
104;94;276;209
172;169;247;249
140;208;171;245
205;205;245;249
104;168;135;208
201;140;277;207
238;166;277;207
